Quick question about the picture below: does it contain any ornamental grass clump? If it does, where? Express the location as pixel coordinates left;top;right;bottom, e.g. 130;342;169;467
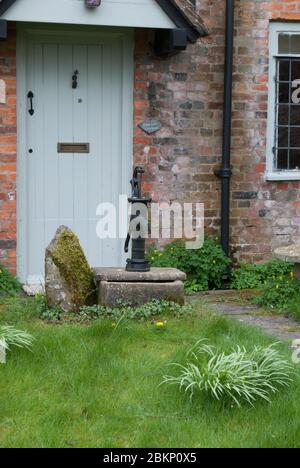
0;325;34;352
162;340;294;407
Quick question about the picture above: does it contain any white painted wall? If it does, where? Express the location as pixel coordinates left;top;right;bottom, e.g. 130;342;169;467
3;0;175;29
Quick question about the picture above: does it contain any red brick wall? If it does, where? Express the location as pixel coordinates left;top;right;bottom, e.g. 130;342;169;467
134;1;300;263
0;23;16;273
231;0;300;262
134;26;223;243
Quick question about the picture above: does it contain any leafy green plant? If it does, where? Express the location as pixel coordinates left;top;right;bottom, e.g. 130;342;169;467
0;263;22;297
35;294;62;322
0;325;34;352
78;299;194;323
253;273;300;311
162;340;294;407
231;259;293;290
148;238;230;292
38;296;195;323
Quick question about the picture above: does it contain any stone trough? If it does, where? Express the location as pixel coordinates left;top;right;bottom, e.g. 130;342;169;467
94;267;187;307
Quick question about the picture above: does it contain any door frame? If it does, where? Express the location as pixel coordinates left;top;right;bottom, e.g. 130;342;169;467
16;23;134;283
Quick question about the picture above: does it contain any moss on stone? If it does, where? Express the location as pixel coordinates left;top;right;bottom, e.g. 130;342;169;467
51;229;95;311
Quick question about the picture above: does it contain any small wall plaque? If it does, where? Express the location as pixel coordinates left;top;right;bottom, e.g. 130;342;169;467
138;118;162;135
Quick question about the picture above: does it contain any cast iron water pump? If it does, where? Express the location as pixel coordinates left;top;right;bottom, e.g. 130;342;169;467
124;167;152;272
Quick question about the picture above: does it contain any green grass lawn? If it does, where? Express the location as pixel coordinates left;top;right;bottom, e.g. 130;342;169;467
0;296;300;448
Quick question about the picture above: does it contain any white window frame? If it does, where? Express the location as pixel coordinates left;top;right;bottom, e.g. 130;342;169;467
266;22;300;181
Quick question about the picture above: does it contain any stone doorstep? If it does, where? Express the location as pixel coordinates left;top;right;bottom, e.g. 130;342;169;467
98;279;185;307
93;267;187;284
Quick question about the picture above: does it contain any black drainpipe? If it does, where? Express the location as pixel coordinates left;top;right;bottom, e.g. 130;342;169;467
214;0;235;257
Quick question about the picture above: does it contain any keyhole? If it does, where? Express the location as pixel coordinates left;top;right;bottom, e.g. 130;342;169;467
72;70;79;89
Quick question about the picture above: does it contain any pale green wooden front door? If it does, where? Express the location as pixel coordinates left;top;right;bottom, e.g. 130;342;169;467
20;28;133;283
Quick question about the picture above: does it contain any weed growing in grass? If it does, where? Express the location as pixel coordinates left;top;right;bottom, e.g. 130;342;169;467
35;294;62;322
162;340;294;407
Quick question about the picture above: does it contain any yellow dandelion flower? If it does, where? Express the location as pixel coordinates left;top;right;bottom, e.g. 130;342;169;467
156;321;165;328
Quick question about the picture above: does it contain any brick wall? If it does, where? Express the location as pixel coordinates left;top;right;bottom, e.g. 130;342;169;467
134;26;222;245
231;0;300;262
133;0;300;263
0;23;16;273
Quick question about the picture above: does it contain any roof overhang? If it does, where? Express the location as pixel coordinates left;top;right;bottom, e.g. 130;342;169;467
0;0;207;42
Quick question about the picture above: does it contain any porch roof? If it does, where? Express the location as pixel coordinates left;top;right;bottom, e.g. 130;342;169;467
0;0;207;42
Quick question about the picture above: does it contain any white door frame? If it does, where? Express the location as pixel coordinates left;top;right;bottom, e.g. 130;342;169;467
16;23;134;283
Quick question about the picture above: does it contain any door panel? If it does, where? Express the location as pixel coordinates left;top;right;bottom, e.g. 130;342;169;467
23;31;132;283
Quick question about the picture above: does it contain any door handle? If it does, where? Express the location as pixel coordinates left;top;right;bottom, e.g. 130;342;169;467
27;91;34;116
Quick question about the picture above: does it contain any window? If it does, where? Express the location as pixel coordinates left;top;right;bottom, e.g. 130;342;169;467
266;23;300;180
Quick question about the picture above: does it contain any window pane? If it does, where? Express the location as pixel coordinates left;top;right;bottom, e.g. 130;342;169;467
278;127;289;147
274;57;300;172
291;35;300;54
277;149;288;170
278;105;289;125
290;127;300;147
279;60;290;81
290;149;300;169
291;105;300;125
278;82;290;103
278;34;290;54
291;60;300;81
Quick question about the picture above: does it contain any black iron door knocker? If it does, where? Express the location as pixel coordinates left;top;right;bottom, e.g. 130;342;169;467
72;70;79;89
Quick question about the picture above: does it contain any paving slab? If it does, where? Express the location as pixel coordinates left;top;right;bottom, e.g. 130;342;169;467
204;297;300;342
209;302;259;315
